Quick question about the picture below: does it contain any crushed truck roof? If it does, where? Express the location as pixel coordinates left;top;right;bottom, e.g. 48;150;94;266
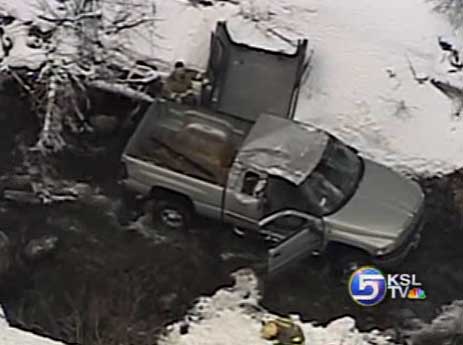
235;114;329;185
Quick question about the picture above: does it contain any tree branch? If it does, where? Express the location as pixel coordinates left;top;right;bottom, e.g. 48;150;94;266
38;10;102;24
105;17;155;34
406;54;429;84
86;80;155;103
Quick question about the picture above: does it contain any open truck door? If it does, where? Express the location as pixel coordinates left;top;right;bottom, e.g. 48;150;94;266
258;210;326;275
205;22;310;122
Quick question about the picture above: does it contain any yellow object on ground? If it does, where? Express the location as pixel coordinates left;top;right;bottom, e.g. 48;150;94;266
261;317;305;345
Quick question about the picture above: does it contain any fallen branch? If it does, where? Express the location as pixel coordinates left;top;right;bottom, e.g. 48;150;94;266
38;10;103;24
406;54;429;84
34;74;66;153
3;190;42;205
86;80;155;103
120;72;160;84
105;17;155;35
430;78;463;116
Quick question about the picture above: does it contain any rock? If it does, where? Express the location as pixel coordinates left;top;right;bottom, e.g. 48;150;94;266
72;183;93;198
326;317;356;333
179;321;190;335
90;194;114;210
89;114;119;134
23;235;58;261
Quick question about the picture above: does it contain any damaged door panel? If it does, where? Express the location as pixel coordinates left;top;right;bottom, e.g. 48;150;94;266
259;210;325;275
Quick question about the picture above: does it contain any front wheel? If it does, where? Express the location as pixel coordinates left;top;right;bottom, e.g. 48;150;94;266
153;197;192;232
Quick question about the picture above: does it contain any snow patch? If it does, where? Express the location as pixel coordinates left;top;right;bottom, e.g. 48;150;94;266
152;0;463;176
159;269;393;345
3;0;463;176
151;0;298;71
0;306;65;345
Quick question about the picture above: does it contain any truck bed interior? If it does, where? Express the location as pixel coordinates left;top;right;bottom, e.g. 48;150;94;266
125;101;252;186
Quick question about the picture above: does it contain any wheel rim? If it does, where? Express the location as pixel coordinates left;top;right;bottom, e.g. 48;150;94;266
160;208;185;229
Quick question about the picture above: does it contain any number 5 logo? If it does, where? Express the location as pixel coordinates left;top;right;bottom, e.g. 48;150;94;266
349;267;387;306
353;274;384;300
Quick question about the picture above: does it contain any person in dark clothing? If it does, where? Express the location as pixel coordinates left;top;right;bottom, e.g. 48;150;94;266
162;61;204;105
162;61;193;101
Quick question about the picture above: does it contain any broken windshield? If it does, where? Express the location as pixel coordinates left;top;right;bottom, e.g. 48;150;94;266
299;136;363;216
264;137;363;217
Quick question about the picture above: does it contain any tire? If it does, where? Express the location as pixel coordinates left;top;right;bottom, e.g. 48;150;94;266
153;197;192;232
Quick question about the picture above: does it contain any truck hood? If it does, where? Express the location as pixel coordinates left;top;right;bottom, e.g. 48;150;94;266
234;114;329;185
325;159;424;240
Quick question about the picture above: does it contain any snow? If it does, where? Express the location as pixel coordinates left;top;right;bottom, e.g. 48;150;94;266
285;0;459;176
150;0;463;176
159;269;393;345
150;0;298;70
0;307;65;345
1;0;463;175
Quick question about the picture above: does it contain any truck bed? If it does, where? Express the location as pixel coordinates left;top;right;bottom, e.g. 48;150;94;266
124;100;252;187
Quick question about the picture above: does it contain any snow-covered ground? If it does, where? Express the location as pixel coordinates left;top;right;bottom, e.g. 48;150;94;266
0;308;65;345
150;0;463;176
1;0;462;175
160;269;393;345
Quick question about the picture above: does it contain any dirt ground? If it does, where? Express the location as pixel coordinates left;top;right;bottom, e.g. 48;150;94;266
0;90;232;344
0;189;239;344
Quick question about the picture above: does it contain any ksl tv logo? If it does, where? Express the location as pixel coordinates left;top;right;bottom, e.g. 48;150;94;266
348;266;426;306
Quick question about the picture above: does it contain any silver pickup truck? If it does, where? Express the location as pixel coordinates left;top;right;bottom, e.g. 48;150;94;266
121;99;425;275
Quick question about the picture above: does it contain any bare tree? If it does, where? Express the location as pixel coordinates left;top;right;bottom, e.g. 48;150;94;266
0;0;159;203
6;0;158;154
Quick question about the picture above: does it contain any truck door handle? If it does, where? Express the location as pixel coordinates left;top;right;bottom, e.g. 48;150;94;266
272;251;281;258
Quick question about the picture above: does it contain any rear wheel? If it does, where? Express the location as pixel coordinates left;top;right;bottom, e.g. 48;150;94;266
153;197;193;232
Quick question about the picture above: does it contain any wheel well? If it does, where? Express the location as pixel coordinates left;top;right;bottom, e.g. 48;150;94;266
149;187;195;211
